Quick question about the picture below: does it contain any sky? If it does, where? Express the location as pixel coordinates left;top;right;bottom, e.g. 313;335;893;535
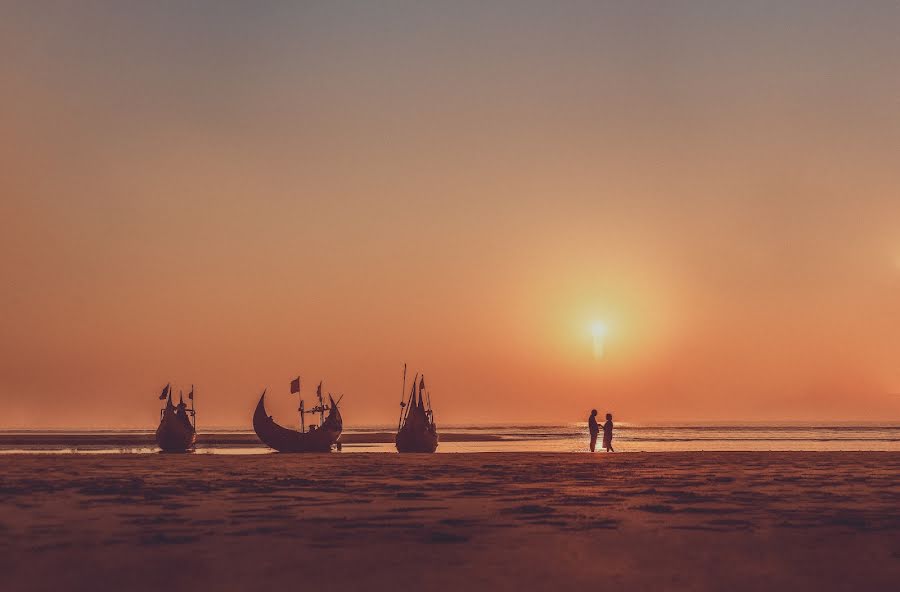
2;1;899;428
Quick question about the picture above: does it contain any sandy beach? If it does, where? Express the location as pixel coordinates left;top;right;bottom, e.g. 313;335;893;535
1;452;898;591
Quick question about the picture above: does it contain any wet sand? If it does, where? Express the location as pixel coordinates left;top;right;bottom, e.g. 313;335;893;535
1;452;898;591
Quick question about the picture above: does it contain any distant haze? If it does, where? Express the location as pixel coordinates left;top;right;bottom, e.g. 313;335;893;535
2;2;899;428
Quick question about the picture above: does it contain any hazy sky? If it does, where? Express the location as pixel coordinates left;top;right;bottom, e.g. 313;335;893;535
2;2;899;427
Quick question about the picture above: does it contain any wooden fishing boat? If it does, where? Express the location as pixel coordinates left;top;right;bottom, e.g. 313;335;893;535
395;368;438;453
253;380;342;452
155;384;197;452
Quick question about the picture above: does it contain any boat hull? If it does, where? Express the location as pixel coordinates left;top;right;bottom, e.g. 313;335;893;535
155;417;197;452
395;427;438;453
253;392;342;453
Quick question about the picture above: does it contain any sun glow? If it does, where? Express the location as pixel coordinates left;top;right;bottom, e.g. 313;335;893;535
591;321;608;339
591;321;608;359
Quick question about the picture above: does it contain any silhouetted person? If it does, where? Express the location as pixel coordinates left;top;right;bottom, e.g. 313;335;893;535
603;413;614;452
588;409;600;452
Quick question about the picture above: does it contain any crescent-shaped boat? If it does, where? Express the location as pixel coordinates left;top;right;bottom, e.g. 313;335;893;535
155;386;197;452
253;391;342;452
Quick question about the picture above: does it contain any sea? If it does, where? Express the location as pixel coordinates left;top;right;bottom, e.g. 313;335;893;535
1;423;899;454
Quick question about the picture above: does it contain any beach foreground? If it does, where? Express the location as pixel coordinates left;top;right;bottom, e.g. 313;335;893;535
2;452;898;591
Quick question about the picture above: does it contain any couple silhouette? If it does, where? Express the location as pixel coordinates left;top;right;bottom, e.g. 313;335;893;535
588;410;614;452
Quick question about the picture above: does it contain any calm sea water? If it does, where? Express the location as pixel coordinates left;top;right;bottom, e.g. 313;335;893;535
1;423;898;454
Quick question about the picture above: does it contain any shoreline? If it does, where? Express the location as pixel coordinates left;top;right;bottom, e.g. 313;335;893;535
2;423;899;453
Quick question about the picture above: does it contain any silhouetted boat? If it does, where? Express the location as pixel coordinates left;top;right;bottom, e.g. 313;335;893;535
155;384;197;452
253;380;342;452
396;368;438;453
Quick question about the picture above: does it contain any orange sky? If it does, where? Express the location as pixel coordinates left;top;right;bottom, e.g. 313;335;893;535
1;3;899;427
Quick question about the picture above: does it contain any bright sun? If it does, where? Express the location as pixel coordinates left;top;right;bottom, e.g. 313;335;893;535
591;321;608;359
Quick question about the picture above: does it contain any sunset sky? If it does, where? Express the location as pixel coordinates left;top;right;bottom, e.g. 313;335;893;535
2;2;899;427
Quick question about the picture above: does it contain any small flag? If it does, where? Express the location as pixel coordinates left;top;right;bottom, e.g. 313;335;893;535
158;383;170;400
290;377;301;394
188;385;194;400
316;381;322;397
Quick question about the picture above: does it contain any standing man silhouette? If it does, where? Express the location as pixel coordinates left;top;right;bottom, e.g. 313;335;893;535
588;409;600;452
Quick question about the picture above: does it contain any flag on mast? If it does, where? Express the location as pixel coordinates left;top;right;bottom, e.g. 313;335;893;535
158;383;170;400
290;377;301;394
316;381;322;397
188;385;194;400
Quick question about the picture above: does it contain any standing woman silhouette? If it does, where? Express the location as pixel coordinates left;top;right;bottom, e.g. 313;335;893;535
603;413;615;452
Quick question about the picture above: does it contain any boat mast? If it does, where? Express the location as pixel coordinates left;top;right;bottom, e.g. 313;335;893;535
397;363;407;430
404;373;419;425
159;383;169;421
191;384;196;431
317;381;325;428
291;376;305;433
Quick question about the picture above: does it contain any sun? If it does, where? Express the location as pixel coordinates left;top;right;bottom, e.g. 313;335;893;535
591;321;608;339
591;321;608;359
